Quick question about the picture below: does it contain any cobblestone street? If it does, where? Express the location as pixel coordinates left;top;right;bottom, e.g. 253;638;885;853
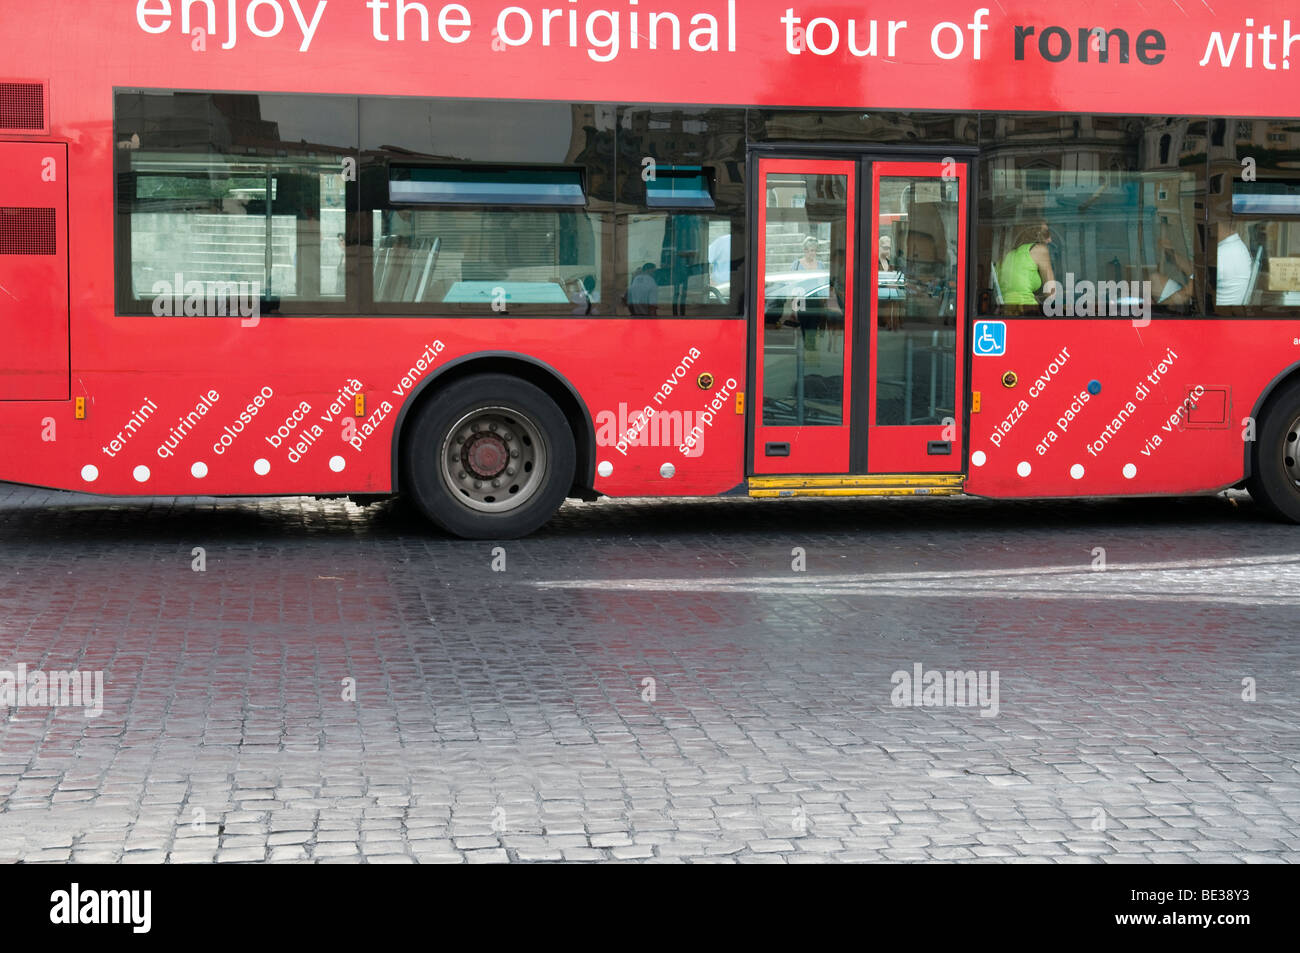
0;485;1297;863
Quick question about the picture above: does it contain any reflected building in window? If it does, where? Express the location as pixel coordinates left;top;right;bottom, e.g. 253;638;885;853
617;106;746;316
977;115;1206;317
114;91;356;313
1207;119;1300;313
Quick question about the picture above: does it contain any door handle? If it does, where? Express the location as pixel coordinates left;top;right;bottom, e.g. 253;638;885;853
927;440;952;455
765;442;791;457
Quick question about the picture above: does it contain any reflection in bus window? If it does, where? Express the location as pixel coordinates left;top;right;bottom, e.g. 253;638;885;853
1211;121;1300;313
616;105;746;316
876;176;958;427
370;208;602;310
978;116;1207;319
626;214;732;314
114;90;355;315
762;172;847;427
125;157;347;308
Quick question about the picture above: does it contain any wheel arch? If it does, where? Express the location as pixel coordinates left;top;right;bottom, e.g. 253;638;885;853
391;351;596;495
1243;360;1300;479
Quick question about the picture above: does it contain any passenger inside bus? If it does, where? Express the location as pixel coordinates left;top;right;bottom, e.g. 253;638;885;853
1148;217;1196;307
566;277;593;315
627;262;659;315
996;220;1055;312
1214;220;1258;307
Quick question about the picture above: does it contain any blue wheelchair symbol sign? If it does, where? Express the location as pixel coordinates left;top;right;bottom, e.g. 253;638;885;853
973;320;1006;356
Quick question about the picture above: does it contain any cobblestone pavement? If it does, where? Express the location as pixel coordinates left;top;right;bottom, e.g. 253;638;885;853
0;484;1297;863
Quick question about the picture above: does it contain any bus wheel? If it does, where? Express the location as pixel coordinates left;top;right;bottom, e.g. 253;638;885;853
402;374;575;539
1248;377;1300;523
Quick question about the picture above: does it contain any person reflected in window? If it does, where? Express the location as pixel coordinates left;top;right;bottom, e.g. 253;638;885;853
877;234;895;272
997;220;1055;312
1215;221;1254;307
791;236;824;272
878;233;904;331
565;278;593;315
627;262;659;315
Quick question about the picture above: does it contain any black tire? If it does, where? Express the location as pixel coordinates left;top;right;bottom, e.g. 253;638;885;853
402;374;575;539
1247;376;1300;522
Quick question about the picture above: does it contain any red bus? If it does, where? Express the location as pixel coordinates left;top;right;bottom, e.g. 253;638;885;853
4;0;1300;537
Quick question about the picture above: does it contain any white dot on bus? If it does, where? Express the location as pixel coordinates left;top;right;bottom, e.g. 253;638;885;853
597;461;613;478
1070;464;1085;479
191;462;208;478
971;451;986;467
660;463;676;479
1016;461;1031;477
254;458;271;476
132;465;150;483
1123;463;1137;479
81;464;98;483
329;455;345;473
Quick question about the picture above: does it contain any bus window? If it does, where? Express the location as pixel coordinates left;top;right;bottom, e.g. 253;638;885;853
978;116;1207;319
1210;121;1300;315
114;91;356;315
761;172;848;427
876;175;959;428
370;205;604;312
360;98;614;315
121;156;347;312
616;106;745;316
624;213;733;315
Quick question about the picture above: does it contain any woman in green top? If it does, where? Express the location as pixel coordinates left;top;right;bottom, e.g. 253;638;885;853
997;221;1055;309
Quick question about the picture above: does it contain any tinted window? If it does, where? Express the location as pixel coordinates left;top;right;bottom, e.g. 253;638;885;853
977;115;1207;319
1209;119;1300;315
761;172;849;426
362;98;614;315
114;91;356;315
617;106;746;316
749;109;977;145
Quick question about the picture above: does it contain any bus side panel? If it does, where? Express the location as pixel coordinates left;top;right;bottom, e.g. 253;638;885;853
964;319;1290;498
0;142;69;400
0;318;747;499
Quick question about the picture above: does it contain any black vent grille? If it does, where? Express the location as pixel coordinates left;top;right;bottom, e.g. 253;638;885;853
0;207;57;256
0;82;46;131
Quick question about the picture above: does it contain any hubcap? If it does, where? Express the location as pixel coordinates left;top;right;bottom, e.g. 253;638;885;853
440;405;546;514
463;432;509;478
1285;414;1300;487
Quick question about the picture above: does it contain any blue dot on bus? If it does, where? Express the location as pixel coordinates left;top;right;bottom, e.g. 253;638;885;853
1088;380;1102;395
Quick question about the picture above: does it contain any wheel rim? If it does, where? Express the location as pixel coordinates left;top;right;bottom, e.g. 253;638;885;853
1285;414;1300;487
439;405;547;514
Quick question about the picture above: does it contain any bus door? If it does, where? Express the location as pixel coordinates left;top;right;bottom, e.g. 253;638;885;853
751;158;856;474
866;160;967;473
750;156;967;477
0;142;69;400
